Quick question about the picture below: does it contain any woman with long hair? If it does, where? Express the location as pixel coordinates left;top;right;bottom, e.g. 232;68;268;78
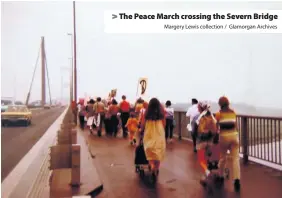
140;98;166;181
215;96;241;191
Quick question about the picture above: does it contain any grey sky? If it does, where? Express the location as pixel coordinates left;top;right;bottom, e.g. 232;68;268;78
1;1;282;108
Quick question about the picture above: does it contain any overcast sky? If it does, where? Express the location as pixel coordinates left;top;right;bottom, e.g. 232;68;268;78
1;1;282;108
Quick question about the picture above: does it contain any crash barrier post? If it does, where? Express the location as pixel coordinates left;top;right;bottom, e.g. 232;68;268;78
49;106;81;187
48;105;103;197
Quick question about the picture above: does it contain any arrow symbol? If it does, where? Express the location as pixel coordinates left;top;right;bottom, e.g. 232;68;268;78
112;14;117;19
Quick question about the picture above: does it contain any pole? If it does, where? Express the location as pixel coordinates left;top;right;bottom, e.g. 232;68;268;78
69;58;73;103
41;37;46;107
71;59;73;102
25;44;41;105
67;33;74;103
44;48;52;106
73;1;77;104
61;72;63;104
71;35;74;102
136;78;139;98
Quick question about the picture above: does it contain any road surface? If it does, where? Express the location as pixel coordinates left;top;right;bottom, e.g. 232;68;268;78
85;131;282;198
1;107;65;181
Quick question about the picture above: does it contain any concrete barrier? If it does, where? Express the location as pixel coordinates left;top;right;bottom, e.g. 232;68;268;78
57;128;77;145
49;106;103;197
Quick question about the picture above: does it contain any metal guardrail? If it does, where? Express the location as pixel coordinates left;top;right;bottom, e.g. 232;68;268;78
174;111;282;166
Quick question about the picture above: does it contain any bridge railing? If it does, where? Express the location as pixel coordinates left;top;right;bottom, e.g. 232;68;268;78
174;111;282;166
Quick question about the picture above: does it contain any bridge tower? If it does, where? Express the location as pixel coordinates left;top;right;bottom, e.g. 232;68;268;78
25;36;51;107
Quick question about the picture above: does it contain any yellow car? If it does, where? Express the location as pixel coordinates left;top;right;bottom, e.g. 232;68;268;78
1;105;32;127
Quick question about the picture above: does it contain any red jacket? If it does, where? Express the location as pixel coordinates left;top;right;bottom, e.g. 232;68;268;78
119;100;130;112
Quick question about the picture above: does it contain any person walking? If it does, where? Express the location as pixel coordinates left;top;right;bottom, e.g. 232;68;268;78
140;98;166;182
93;97;106;137
186;98;200;153
86;99;95;134
137;100;148;143
195;101;218;185
215;96;241;191
164;100;174;143
109;99;120;137
78;101;86;130
135;98;144;119
119;95;130;138
104;101;112;136
125;112;139;145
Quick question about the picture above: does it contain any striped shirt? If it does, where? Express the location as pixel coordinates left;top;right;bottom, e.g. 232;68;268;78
215;109;237;134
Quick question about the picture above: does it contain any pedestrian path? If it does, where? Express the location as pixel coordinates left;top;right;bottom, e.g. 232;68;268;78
80;129;282;198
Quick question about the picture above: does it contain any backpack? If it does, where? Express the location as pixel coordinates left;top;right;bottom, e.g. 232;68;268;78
197;114;217;142
197;114;217;134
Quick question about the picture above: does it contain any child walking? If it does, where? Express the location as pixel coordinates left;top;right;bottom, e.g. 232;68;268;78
126;112;139;145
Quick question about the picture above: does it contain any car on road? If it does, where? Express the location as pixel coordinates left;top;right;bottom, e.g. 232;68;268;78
14;101;24;105
1;105;32;127
44;104;51;109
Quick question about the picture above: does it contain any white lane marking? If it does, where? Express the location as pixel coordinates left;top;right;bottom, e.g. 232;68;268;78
1;108;68;198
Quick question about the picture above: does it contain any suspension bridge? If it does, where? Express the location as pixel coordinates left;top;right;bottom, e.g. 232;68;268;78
1;2;282;198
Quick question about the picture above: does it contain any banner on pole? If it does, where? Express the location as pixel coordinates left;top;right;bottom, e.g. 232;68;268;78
138;77;148;96
110;89;117;97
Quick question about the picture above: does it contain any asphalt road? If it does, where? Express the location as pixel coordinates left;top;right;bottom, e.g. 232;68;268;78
85;131;282;198
1;107;65;181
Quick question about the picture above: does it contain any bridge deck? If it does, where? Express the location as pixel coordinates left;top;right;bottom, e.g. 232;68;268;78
82;129;282;198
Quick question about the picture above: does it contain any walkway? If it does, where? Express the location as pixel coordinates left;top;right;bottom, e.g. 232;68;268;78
81;129;282;198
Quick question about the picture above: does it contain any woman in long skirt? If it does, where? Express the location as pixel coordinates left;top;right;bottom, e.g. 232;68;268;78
140;98;166;181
